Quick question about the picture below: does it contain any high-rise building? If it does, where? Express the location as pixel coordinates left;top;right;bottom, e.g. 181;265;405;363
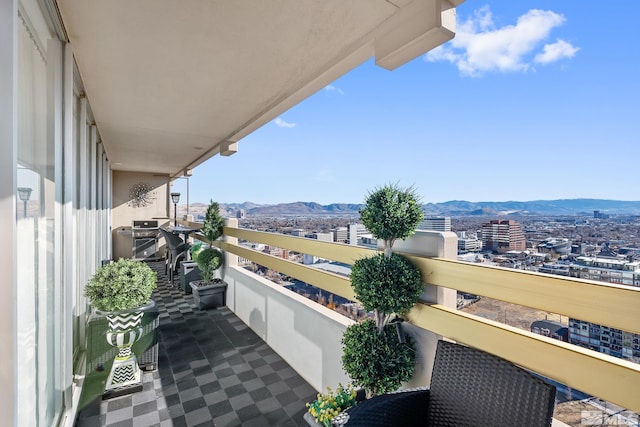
419;216;451;232
481;220;526;253
347;223;369;245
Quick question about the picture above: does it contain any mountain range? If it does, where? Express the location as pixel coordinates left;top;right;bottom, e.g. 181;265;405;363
186;199;640;217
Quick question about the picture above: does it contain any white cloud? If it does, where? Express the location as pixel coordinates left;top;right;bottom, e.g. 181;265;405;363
535;39;580;64
324;84;344;95
274;117;296;128
425;6;579;76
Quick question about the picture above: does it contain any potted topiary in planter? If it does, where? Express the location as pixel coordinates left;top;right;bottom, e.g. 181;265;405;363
84;258;157;395
189;200;228;309
341;184;424;399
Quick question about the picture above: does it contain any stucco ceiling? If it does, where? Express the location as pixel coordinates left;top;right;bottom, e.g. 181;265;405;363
55;0;461;178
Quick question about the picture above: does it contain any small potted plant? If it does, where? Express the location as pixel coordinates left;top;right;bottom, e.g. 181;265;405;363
84;258;157;393
189;200;228;309
341;184;424;398
305;384;362;426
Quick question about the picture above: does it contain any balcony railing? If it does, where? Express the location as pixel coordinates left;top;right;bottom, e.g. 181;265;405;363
185;219;640;414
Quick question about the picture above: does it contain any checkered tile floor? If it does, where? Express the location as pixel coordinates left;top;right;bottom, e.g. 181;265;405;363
76;261;318;426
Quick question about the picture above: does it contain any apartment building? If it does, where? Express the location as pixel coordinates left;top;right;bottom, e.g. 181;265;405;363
568;255;640;361
332;226;348;243
347;223;369;246
481;219;527;253
419;216;452;232
458;237;483;252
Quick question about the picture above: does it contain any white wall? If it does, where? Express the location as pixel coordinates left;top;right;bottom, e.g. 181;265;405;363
225;266;352;392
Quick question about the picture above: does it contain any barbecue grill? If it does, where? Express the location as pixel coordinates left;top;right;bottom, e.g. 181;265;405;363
132;220;159;260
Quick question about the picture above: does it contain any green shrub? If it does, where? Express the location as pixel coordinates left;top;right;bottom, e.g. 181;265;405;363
202;200;224;242
341;319;415;398
359;184;423;254
196;247;223;283
351;253;423;316
84;258;157;312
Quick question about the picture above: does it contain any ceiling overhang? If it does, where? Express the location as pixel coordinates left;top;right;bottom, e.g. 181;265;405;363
54;0;462;178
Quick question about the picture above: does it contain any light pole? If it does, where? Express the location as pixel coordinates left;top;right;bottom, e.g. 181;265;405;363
17;187;32;218
171;192;180;226
174;176;190;219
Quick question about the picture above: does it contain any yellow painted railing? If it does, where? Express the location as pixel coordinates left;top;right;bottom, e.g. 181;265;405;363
193;225;640;413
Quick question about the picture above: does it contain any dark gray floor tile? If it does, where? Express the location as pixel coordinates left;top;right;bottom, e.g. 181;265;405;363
75;261;317;427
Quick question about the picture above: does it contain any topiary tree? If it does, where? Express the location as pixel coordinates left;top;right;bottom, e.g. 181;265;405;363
196;247;223;283
196;200;225;284
342;184;424;398
202;200;224;242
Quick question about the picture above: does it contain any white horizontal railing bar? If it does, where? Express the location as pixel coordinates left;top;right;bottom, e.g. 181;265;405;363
217;241;357;302
223;226;377;265
404;256;640;335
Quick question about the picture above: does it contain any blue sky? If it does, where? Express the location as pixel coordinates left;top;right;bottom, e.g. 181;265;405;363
181;1;640;205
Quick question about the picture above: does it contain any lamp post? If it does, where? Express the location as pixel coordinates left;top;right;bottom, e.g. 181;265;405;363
17;187;32;218
171;192;180;226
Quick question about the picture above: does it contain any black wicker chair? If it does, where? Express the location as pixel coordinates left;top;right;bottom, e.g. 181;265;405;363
159;228;188;286
338;340;556;427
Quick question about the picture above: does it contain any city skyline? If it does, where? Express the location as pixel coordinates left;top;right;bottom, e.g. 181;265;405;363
177;1;640;205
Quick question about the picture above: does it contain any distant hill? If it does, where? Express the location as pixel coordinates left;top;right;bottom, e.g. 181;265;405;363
178;199;640;217
422;199;640;216
186;199;640;217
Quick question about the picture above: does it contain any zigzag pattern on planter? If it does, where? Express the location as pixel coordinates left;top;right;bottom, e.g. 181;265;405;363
109;362;138;387
107;311;144;330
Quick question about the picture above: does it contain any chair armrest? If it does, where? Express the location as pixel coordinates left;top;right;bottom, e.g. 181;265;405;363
336;388;430;427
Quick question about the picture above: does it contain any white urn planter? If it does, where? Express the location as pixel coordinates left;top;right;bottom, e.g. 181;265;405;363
98;300;155;395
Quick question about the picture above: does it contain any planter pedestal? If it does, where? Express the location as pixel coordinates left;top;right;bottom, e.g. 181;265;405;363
190;280;227;310
96;300;156;398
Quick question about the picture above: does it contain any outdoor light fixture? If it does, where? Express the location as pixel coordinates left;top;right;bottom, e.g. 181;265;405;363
171;192;180;226
17;187;32;218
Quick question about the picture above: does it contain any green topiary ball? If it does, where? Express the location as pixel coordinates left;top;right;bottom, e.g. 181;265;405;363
196;247;223;283
350;252;423;316
341;319;415;397
359;184;423;245
84;258;157;312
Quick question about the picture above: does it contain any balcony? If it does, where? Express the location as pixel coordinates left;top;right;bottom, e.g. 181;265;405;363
75;219;640;426
10;1;638;426
198;219;638;423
